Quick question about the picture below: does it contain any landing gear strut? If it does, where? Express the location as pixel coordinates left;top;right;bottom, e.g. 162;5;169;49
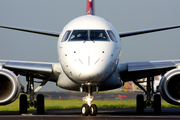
134;76;161;114
19;75;46;114
81;84;98;116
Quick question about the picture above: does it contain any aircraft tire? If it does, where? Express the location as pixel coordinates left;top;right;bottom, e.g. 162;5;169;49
81;104;89;116
19;94;27;114
90;104;97;116
37;94;45;114
154;94;161;114
136;94;144;114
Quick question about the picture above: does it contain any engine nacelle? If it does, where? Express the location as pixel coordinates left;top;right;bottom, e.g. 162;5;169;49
0;69;21;105
159;68;180;105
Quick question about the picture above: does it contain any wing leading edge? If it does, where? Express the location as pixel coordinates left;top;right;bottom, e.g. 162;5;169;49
0;25;60;37
0;60;62;82
1;25;180;38
119;25;180;38
118;60;180;82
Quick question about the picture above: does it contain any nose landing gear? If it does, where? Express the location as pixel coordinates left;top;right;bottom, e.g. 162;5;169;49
81;96;97;116
81;84;98;116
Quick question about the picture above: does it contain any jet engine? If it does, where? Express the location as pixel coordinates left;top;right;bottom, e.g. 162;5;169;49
159;68;180;105
0;69;21;105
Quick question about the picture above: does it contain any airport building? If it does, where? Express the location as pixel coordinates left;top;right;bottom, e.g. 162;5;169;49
122;76;161;92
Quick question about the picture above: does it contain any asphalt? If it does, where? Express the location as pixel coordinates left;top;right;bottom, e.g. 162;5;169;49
0;108;180;120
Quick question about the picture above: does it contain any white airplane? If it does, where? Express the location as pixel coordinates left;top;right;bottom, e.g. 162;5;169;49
0;0;180;116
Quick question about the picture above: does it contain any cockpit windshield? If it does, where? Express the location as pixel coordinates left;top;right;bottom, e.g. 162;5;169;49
69;30;88;41
90;30;109;41
67;30;110;42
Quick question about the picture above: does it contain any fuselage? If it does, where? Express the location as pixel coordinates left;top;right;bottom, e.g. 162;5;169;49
58;15;121;86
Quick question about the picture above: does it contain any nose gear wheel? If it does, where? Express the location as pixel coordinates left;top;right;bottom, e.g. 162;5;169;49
81;84;98;116
81;104;90;116
90;104;97;116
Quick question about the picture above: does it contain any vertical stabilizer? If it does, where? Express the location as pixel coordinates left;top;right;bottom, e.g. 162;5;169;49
86;0;94;15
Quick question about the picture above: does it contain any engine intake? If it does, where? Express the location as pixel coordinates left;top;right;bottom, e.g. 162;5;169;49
159;68;180;105
0;69;21;105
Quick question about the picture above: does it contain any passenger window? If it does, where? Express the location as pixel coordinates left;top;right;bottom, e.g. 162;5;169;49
69;30;88;41
61;31;71;42
107;30;117;42
90;30;109;41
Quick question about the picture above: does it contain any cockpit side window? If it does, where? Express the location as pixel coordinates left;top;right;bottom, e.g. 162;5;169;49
61;30;71;42
90;30;109;41
107;30;117;42
69;30;88;41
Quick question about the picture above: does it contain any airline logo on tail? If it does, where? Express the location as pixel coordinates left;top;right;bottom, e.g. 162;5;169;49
87;0;94;15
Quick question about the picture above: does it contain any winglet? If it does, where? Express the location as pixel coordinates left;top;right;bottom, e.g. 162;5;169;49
87;0;94;15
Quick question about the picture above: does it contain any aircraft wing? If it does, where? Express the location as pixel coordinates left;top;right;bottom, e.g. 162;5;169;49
0;60;62;82
118;60;180;82
1;25;180;38
0;25;60;37
119;25;180;38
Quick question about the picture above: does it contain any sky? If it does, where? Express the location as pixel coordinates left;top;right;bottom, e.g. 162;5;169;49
0;0;180;91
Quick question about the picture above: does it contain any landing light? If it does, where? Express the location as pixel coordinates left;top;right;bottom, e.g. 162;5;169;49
83;96;93;106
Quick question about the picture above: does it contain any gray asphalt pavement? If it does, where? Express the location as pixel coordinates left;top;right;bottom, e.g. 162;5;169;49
0;108;180;120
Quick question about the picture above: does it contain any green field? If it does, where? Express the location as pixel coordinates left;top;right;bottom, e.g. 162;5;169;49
0;99;179;111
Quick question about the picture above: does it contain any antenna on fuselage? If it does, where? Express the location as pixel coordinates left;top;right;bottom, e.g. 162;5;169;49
86;0;94;15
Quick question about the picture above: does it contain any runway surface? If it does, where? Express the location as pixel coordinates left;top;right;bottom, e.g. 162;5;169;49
0;108;180;120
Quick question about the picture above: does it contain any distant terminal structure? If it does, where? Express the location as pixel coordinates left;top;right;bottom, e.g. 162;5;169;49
121;75;161;92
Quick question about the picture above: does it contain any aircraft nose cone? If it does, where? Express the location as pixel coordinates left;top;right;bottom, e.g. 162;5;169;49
72;56;104;83
77;65;102;82
64;55;117;84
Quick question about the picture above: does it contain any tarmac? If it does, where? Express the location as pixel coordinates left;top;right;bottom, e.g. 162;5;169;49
0;108;180;120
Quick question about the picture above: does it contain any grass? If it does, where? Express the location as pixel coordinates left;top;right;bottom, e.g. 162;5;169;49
0;99;179;111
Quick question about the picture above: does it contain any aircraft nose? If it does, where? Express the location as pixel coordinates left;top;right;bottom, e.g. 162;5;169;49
72;56;105;83
60;42;119;84
76;62;103;82
63;55;118;84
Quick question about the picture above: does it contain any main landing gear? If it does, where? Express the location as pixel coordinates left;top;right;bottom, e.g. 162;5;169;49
134;76;161;115
19;94;44;114
80;84;98;116
19;75;47;114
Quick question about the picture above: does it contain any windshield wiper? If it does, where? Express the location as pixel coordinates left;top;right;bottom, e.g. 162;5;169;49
90;39;95;43
83;39;95;43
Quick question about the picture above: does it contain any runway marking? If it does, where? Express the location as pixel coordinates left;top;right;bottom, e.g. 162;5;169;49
21;114;33;116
